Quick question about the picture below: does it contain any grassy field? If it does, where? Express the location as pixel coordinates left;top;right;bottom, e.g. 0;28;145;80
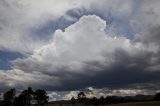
107;101;160;106
47;101;160;106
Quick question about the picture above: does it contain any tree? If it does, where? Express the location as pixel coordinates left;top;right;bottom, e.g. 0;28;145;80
3;88;16;106
99;96;105;105
154;92;160;101
77;92;86;103
34;89;49;106
78;92;86;99
92;97;99;106
14;87;34;106
70;97;76;106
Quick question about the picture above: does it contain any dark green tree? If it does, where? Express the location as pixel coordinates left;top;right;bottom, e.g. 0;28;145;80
99;96;105;105
77;92;86;103
78;92;86;99
14;87;34;106
3;88;16;106
70;97;76;106
34;89;49;106
154;92;160;101
92;97;99;106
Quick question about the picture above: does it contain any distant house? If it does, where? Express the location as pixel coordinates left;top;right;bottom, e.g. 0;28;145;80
30;94;38;105
30;99;38;105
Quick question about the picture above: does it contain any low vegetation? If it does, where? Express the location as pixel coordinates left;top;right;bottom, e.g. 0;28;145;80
0;88;160;106
0;87;48;106
108;101;160;106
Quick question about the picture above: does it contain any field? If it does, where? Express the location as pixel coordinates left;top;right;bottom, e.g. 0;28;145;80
47;101;160;106
105;101;160;106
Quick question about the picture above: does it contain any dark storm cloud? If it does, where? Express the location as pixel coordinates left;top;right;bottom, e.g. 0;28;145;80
1;1;160;97
135;26;160;45
10;12;160;92
41;48;160;91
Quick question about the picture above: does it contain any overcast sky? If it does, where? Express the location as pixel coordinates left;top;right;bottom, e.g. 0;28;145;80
0;0;160;101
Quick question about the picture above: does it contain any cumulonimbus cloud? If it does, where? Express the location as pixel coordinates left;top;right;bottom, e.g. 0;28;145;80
0;1;160;98
8;15;160;91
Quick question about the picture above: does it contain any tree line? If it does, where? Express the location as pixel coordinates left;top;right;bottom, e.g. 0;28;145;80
1;88;160;106
69;91;160;106
0;87;48;106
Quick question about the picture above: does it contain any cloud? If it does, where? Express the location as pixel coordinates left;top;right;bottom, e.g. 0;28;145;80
12;15;147;73
0;0;159;53
61;87;159;100
9;15;160;91
0;0;142;53
63;91;79;100
0;0;96;53
47;91;62;101
0;1;160;100
0;69;56;91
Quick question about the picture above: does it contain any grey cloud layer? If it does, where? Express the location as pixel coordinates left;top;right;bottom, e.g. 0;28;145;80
56;87;159;100
0;0;94;53
0;0;144;53
12;15;160;91
0;0;160;95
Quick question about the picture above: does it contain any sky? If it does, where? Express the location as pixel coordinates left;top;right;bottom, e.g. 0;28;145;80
0;0;160;101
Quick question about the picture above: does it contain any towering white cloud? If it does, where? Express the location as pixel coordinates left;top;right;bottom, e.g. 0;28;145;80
0;0;140;53
13;15;145;74
8;15;158;91
0;0;160;99
0;0;96;53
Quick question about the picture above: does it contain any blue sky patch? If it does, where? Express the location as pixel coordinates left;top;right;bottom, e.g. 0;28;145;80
0;50;24;70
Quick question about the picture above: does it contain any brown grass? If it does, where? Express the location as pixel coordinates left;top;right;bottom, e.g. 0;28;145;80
46;101;160;106
107;101;160;106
